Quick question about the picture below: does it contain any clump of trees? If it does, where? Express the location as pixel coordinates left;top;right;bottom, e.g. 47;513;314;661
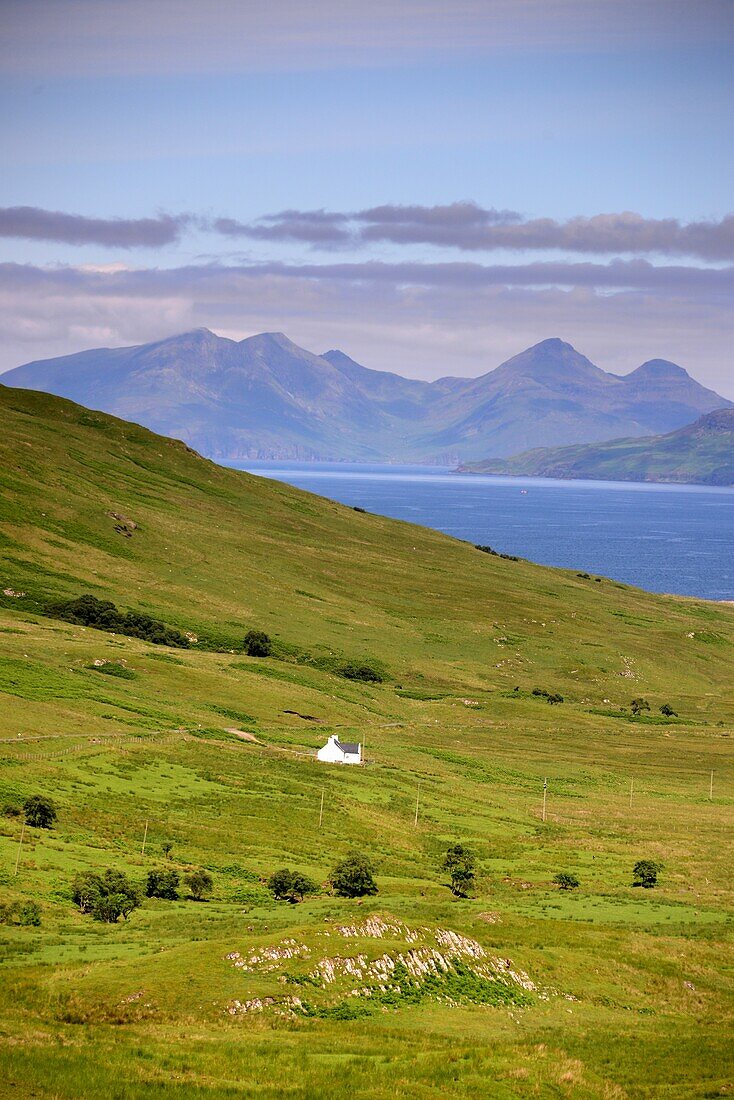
72;869;141;923
630;697;650;717
553;872;580;891
24;795;57;829
329;852;378;897
145;869;180;900
243;630;272;657
442;844;476;897
268;868;318;903
632;859;662;888
184;869;214;901
532;688;564;705
48;594;190;648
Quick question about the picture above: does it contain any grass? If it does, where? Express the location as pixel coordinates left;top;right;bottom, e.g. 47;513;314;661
0;385;732;1097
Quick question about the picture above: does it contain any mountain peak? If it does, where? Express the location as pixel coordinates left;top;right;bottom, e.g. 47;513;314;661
628;358;691;382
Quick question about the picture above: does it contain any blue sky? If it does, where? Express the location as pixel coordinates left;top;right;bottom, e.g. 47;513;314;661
1;0;733;391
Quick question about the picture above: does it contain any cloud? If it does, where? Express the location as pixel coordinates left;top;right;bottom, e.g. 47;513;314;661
2;1;733;77
219;204;734;261
0;258;733;398
0;207;190;248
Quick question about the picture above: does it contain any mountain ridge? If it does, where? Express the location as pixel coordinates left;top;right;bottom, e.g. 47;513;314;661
3;331;731;463
458;407;734;486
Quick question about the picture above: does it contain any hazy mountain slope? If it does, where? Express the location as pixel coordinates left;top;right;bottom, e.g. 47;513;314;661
460;408;734;486
4;331;731;462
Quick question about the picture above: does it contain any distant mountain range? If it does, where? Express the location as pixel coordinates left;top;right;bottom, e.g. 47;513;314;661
459;408;734;486
3;330;731;463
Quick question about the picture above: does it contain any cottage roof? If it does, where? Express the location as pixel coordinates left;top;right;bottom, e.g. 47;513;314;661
334;738;360;755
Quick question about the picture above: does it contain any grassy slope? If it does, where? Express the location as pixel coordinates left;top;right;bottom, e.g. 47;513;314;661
462;413;734;486
0;385;733;1098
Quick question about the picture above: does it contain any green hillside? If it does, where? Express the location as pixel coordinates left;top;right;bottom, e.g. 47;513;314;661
1;385;733;1098
460;408;734;486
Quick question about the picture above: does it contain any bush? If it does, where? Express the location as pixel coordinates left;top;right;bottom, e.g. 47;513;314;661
146;869;180;900
630;697;650;717
632;859;662;888
184;869;214;900
553;872;580;891
329;853;378;898
48;594;190;648
0;900;41;926
23;795;57;829
532;688;564;705
243;630;272;657
72;869;141;922
268;868;318;903
442;843;476;897
338;661;384;683
660;703;678;717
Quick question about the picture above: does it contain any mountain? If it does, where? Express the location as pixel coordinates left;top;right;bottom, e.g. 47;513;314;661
3;331;731;462
459;408;734;486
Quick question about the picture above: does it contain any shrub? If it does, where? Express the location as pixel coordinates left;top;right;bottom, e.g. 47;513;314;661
23;795;57;829
268;868;319;903
243;629;272;657
72;869;141;922
48;594;190;648
146;869;180;900
88;661;136;679
0;900;41;926
532;688;564;705
632;859;662;888
184;869;214;901
630;697;650;717
442;843;476;897
553;872;580;891
338;661;384;683
660;703;678;717
329;853;378;898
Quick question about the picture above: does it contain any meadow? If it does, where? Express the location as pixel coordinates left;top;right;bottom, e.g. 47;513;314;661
0;385;732;1097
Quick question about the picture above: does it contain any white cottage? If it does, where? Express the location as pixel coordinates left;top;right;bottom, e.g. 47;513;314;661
317;735;362;765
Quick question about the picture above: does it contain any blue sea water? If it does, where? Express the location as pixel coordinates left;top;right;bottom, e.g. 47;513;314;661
227;462;734;601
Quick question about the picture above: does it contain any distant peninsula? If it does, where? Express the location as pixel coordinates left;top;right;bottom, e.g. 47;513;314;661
457;408;734;487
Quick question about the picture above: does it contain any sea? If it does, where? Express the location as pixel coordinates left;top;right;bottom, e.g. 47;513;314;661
227;462;734;602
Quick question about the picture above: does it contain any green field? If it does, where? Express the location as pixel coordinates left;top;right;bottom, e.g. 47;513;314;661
1;385;732;1097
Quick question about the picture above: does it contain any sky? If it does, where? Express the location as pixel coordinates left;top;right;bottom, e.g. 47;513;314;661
1;0;734;393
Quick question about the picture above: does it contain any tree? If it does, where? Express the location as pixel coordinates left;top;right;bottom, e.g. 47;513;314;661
161;841;174;859
185;869;214;901
329;853;378;898
72;869;140;922
146;869;180;900
268;868;318;903
442;844;476;897
553;872;580;891
243;629;272;657
660;703;677;717
23;795;57;829
632;859;662;888
630;698;650;717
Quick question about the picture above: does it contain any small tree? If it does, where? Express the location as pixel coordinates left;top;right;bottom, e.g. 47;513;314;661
146;869;180;900
72;869;140;922
442;843;476;897
268;868;318;903
632;859;662;888
161;841;174;860
184;869;214;901
329;853;378;898
23;795;57;829
660;703;677;717
553;872;580;891
630;698;650;717
243;630;272;657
